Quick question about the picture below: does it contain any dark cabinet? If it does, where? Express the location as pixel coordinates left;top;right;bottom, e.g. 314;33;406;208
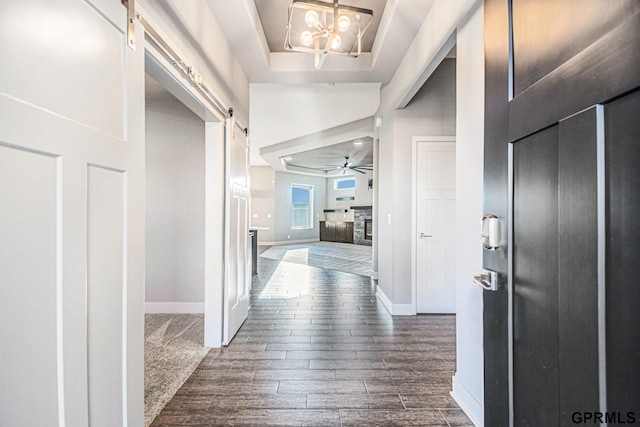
336;222;354;243
319;221;353;244
319;220;336;241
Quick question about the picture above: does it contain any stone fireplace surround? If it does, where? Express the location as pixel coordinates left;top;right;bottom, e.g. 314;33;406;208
352;205;372;246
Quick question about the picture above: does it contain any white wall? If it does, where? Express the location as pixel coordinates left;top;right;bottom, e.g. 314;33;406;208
138;0;250;126
377;116;395;297
250;83;380;164
250;168;327;245
354;171;374;206
273;172;327;243
250;166;276;243
452;4;485;425
377;59;457;305
375;2;485;422
145;79;205;307
380;0;479;112
325;172;373;222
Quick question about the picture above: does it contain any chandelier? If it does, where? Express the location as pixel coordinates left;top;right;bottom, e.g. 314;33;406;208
284;0;374;69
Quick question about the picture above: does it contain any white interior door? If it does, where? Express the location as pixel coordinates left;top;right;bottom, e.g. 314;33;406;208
0;1;145;426
223;119;251;345
416;141;456;313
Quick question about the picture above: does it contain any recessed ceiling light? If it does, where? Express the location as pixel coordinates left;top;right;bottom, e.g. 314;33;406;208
354;139;362;145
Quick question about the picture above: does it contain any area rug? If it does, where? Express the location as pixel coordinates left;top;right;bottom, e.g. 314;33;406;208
144;313;210;426
259;241;373;277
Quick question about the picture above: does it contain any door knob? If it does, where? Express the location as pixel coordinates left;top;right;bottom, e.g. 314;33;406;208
419;232;432;239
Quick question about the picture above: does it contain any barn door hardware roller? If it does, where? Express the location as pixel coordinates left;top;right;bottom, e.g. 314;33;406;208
121;0;136;50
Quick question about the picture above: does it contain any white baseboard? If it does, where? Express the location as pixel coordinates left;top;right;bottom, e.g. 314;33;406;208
145;302;204;314
376;286;392;314
376;287;417;316
451;374;483;427
392;303;416;316
259;238;320;246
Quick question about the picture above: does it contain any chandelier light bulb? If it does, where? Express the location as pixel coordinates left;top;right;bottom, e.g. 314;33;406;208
284;1;373;69
305;10;319;27
301;31;314;46
331;35;342;50
337;15;351;32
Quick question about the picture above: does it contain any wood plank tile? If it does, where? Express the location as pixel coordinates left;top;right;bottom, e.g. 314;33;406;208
307;394;404;409
181;381;279;395
217;350;287;360
152;409;340;426
246;335;311;344
187;369;255;383
400;393;461;409
309;359;387;370
332;342;402;351
225;359;310;370
285;350;358;360
440;409;476;426
290;329;352;336
277;380;367;395
208;394;307;410
221;343;267;352
159;395;215;413
335;369;424;381
265;343;333;351
311;335;374;344
253;369;336;381
149;254;466;426
339;409;448;426
365;381;452;395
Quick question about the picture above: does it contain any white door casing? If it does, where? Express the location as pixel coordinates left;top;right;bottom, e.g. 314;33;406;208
414;140;456;314
144;40;226;347
0;1;145;426
223;118;251;345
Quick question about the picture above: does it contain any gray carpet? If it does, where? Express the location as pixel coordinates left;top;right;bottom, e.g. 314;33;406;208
144;313;210;426
259;241;373;277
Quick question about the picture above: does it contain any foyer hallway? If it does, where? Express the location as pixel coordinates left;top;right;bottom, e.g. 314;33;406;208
150;255;472;426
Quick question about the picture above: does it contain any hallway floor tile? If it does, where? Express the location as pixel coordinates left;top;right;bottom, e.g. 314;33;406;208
150;257;472;426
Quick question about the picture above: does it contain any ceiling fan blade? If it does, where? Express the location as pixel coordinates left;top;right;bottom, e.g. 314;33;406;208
342;169;347;175
350;167;366;174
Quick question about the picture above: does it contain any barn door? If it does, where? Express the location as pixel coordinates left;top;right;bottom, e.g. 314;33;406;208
223;118;251;345
0;1;145;425
483;1;640;425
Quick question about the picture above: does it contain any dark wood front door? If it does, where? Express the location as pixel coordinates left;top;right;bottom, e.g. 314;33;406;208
483;1;640;425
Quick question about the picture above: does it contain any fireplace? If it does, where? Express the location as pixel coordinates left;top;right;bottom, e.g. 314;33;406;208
351;205;372;246
365;219;372;240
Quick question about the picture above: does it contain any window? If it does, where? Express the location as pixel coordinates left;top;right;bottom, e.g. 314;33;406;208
335;178;356;190
291;184;314;229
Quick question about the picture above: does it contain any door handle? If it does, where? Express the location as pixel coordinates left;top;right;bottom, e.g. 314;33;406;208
473;270;499;291
419;232;432;239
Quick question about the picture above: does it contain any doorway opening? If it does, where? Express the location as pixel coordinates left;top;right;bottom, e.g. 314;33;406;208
143;73;210;425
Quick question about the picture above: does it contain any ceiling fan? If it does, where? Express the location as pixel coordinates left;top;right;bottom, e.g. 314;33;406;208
327;156;373;175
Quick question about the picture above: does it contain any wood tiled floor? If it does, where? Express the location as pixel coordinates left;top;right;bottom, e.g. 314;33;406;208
150;254;473;426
